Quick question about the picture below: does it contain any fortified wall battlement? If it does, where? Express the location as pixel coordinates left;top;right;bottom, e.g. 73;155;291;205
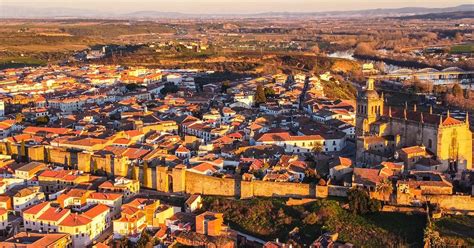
155;166;328;199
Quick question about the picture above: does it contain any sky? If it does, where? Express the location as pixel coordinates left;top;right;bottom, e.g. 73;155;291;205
2;0;472;14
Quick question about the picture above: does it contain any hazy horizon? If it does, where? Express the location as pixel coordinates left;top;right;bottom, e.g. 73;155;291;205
2;0;473;14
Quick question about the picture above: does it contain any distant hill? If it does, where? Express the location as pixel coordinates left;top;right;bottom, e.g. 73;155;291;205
395;11;474;20
252;4;474;18
1;4;473;19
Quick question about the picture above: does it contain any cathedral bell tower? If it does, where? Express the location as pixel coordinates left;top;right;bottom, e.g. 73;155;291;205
355;78;384;136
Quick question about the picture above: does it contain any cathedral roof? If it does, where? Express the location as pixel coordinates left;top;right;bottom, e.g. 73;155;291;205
382;107;466;127
383;106;440;125
441;116;463;126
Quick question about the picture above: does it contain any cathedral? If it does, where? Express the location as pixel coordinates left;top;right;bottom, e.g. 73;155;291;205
355;78;472;171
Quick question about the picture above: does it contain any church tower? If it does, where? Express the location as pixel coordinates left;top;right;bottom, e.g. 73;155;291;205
355;78;384;136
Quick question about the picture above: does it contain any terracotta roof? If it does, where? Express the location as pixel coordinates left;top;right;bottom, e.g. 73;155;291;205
257;132;323;142
23;126;72;135
190;162;218;173
23;202;50;215
59;213;91;226
401;146;426;155
442;116;464;126
1;232;70;247
89;192;123;201
83;204;110;219
353;167;392;186
176;145;190;153
38;207;70;222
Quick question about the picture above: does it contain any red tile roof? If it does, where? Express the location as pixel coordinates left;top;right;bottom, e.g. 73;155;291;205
59;213;91;226
83;204;110;219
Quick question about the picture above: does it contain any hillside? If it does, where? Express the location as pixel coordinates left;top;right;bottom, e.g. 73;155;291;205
396;11;474;20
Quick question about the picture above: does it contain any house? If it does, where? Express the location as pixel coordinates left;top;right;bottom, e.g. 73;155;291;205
185;194;202;213
58;204;110;248
256;132;344;154
15;162;47;180
0;208;7;231
113;202;147;240
153;205;178;226
23;202;70;233
98;177;140;198
329;157;353;182
13;186;45;212
0;232;72;247
352;167;393;191
188;162;219;175
57;189;95;210
86;192;123;218
196;212;224;236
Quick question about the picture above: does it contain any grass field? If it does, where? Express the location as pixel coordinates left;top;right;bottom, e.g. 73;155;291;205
450;44;474;54
0;57;46;69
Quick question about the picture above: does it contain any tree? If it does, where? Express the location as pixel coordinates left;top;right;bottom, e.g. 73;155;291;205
347;188;381;215
454;32;463;42
375;179;393;204
35;116;49;125
221;80;231;93
160;83;179;95
452;84;463;97
311;143;323;154
310;44;320;55
15;113;24;123
424;216;445;248
136;229;153;248
264;87;276;97
354;42;376;56
254;83;266;105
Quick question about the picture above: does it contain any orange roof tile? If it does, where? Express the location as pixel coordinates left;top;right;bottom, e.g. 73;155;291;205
83;204;110;219
59;213;91;226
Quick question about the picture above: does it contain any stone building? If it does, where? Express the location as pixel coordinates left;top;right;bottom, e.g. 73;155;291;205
356;78;472;171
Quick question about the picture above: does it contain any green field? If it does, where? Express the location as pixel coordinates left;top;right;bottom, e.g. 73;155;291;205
0;57;46;69
450;44;474;54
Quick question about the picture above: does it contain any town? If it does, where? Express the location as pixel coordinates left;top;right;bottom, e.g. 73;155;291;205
0;2;473;248
0;60;471;247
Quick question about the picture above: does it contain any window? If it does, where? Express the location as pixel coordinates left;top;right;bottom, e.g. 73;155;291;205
428;139;432;149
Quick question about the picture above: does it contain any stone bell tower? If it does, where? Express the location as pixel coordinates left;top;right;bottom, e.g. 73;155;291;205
355;78;384;136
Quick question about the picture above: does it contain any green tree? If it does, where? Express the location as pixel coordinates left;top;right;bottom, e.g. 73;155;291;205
347;188;381;215
264;87;276;97
376;179;393;204
254;83;266;105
